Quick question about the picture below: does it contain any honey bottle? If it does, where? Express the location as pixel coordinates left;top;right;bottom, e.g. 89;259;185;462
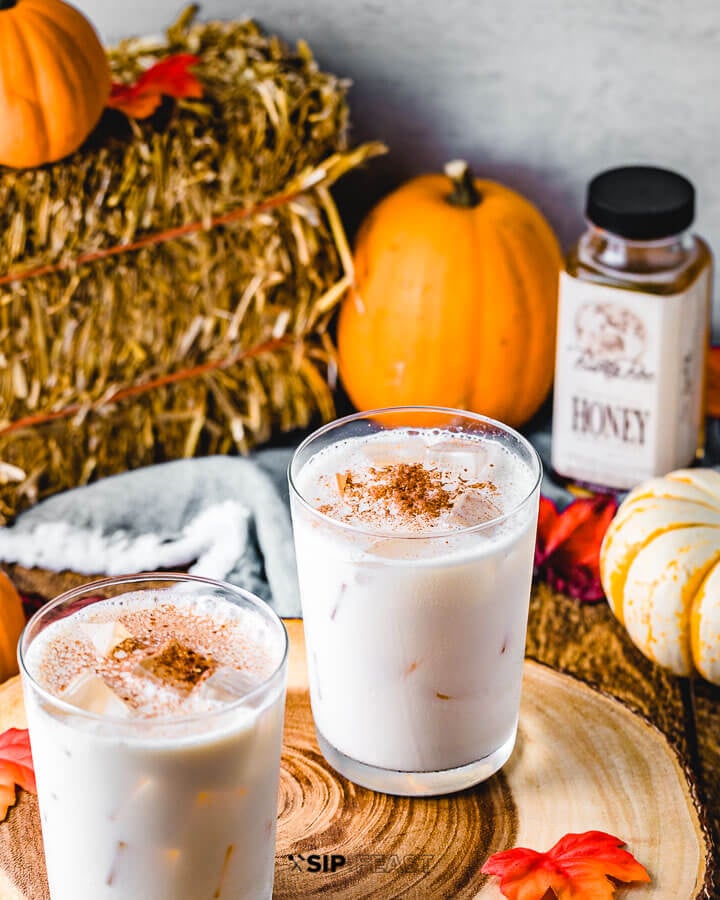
551;165;713;491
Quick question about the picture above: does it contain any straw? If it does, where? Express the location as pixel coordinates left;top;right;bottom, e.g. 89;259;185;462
0;6;385;523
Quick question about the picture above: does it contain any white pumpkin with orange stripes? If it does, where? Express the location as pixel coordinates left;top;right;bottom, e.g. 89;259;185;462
600;468;720;684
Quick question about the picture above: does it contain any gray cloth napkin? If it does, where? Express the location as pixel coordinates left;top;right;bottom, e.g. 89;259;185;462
0;451;300;617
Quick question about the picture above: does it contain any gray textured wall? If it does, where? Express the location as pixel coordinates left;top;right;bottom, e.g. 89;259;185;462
79;0;720;321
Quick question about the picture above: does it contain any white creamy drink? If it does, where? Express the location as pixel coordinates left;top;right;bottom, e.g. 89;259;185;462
290;412;541;795
20;577;288;900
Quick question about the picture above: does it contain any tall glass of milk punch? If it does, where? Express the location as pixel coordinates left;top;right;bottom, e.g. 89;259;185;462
289;407;541;796
19;573;288;900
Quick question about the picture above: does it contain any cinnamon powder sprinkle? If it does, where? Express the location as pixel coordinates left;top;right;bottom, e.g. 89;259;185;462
110;637;147;659
342;462;457;522
106;841;127;886
373;463;455;517
214;844;235;898
315;460;504;532
140;640;217;691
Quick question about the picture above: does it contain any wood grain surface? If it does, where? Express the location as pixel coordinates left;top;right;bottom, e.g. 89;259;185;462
527;580;720;880
275;620;710;898
0;608;711;899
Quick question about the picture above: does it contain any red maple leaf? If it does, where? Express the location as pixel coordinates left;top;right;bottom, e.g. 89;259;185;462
706;346;720;418
482;831;651;899
107;54;203;119
0;728;36;821
534;495;617;602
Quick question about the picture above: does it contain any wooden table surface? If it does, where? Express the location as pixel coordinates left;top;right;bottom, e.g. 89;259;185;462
526;582;720;879
5;564;720;894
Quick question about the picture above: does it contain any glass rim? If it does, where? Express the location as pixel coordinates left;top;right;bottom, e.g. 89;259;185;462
288;405;543;540
18;572;289;727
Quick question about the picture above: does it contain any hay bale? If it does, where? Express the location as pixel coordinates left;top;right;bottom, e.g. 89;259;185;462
0;7;384;523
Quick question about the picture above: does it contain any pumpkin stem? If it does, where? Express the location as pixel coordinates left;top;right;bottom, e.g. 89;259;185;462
445;160;481;208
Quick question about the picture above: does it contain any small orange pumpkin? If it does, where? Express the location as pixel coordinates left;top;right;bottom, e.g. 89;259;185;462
338;161;563;427
0;571;25;681
0;0;111;168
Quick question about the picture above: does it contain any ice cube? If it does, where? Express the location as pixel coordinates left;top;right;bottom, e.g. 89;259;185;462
195;666;260;703
109;778;152;821
427;439;488;478
80;621;132;656
360;440;408;469
448;492;501;527
61;671;131;717
366;538;410;559
366;537;439;560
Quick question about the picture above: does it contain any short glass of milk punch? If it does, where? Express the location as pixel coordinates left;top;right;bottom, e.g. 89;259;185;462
289;406;541;796
18;573;288;900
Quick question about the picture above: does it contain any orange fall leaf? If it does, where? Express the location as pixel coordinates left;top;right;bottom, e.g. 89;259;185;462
107;54;203;119
482;830;651;900
0;728;36;821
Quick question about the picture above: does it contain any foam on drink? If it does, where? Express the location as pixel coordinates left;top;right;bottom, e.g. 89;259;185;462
297;428;536;540
25;592;278;720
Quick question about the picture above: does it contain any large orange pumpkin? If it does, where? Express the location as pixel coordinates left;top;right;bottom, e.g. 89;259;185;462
0;570;25;682
0;0;111;168
337;161;563;427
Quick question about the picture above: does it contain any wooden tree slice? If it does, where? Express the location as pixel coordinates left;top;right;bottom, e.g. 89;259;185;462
0;620;712;899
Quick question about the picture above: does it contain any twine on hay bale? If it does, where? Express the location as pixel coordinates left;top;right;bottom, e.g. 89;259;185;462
0;6;385;524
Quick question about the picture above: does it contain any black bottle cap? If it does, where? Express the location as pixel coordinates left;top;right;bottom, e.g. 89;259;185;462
586;165;695;240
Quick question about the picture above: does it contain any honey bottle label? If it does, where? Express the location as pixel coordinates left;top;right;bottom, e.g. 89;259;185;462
551;268;711;490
